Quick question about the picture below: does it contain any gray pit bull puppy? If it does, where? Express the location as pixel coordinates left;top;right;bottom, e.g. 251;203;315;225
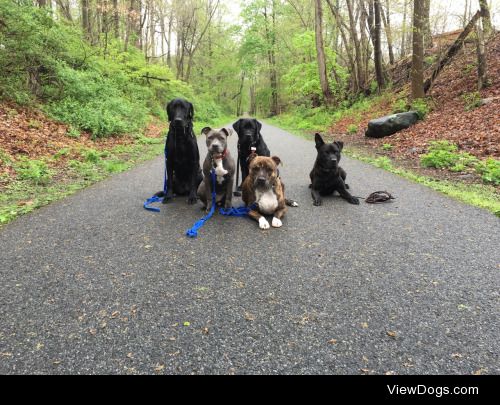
197;127;236;213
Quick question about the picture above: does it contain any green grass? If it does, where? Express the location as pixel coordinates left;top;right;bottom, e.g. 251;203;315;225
0;115;233;227
266;93;394;135
265;120;500;217
0;141;163;226
347;150;500;217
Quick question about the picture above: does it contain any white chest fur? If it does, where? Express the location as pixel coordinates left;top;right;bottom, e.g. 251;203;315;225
256;189;278;215
214;158;228;184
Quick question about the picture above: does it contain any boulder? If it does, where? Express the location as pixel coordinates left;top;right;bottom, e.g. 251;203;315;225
365;111;419;138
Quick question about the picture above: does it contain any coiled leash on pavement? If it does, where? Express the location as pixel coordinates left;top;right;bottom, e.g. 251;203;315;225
365;191;396;204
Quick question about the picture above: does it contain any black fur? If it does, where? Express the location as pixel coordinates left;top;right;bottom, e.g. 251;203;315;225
310;133;359;207
156;98;202;204
232;118;271;187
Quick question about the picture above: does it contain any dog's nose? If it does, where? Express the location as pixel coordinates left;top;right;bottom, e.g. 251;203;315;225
173;118;184;125
257;176;267;184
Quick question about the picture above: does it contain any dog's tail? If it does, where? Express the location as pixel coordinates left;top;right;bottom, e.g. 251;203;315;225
285;199;299;207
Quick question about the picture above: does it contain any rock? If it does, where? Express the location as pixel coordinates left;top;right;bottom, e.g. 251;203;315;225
365;112;420;138
479;98;494;106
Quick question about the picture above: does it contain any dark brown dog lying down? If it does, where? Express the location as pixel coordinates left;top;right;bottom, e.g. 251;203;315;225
242;154;297;230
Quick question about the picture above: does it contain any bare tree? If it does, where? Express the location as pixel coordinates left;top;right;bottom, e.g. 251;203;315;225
373;0;385;89
315;0;333;105
411;0;425;99
381;0;395;65
479;0;493;37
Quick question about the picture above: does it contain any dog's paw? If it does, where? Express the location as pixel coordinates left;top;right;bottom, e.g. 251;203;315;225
259;217;271;230
349;197;360;205
215;167;228;177
290;201;299;207
271;217;283;228
187;196;198;205
313;199;323;207
345;183;350;189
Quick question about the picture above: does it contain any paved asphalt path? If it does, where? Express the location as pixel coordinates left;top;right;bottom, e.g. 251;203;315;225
0;123;499;375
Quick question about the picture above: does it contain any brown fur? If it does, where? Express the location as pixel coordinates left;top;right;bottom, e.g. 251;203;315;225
242;155;288;226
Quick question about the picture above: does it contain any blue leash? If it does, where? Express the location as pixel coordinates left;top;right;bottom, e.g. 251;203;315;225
219;205;255;217
144;140;168;212
186;170;217;238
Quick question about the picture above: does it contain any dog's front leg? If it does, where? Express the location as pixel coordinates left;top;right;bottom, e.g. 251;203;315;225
224;175;234;209
163;157;175;203
248;210;270;230
204;176;213;213
272;205;287;228
187;167;199;205
311;187;323;207
337;182;360;205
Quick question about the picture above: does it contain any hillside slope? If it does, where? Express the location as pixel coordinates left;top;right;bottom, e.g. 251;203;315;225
332;33;500;162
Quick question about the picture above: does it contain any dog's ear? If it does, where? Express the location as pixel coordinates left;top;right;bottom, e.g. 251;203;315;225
188;103;194;121
201;127;212;136
315;133;325;149
254;119;262;134
166;101;173;121
232;119;242;134
221;128;232;137
248;152;258;163
271;156;282;166
334;141;344;152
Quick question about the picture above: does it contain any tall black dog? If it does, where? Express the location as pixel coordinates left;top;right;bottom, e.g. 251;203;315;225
232;118;270;188
156;98;202;204
310;133;359;207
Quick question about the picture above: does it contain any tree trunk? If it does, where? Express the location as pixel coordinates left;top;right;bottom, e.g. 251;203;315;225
325;0;359;92
315;0;333;106
264;2;279;116
373;0;385;90
401;0;408;58
381;0;395;65
423;0;432;48
82;0;91;40
37;0;47;6
56;0;72;21
346;0;364;91
113;0;120;38
411;0;425;99
476;20;489;90
479;0;493;37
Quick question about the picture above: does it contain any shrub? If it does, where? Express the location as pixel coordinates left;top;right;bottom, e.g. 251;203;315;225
475;159;500;185
0;3;226;138
382;144;394;151
462;92;482;112
14;158;52;185
421;141;478;171
347;124;358;134
411;98;430;120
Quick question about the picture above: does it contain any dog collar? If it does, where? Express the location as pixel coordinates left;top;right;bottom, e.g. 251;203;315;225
212;149;228;160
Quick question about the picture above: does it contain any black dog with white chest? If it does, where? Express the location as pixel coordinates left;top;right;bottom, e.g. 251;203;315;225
156;98;203;204
310;133;360;207
232;118;271;187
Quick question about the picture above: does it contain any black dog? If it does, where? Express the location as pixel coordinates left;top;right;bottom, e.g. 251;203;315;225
310;134;359;207
156;98;202;204
232;118;271;188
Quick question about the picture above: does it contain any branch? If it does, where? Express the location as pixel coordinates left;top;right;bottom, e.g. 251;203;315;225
424;10;482;93
141;75;170;82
